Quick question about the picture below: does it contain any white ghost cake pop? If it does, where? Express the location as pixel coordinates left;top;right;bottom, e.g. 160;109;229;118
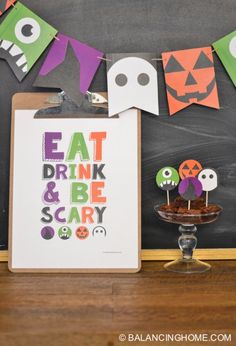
198;168;218;207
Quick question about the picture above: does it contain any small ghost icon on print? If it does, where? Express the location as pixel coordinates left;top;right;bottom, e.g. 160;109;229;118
92;226;107;238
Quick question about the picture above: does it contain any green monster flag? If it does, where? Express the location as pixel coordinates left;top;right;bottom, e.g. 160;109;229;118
213;31;236;87
0;2;57;81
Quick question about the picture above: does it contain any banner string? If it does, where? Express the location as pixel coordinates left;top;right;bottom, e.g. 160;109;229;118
98;49;218;62
9;1;16;8
0;0;226;114
98;57;112;62
152;49;217;61
5;1;220;66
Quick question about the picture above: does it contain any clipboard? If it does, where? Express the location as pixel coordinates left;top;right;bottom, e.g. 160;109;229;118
3;93;235;265
8;93;141;273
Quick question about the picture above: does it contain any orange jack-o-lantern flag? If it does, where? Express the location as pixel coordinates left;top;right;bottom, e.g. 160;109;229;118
162;47;220;115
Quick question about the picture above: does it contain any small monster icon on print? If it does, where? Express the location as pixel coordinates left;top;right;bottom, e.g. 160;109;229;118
58;226;72;240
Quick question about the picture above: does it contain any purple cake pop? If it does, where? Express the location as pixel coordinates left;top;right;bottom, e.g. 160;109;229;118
178;177;203;201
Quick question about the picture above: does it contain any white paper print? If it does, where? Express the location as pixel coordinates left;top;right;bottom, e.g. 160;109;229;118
11;109;140;271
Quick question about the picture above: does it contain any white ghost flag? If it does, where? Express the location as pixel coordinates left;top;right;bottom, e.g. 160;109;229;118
106;53;159;117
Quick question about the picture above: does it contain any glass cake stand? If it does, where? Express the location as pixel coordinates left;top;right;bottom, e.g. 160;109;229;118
154;205;223;274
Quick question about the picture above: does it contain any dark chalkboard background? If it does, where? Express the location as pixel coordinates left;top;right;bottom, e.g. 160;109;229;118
1;0;236;251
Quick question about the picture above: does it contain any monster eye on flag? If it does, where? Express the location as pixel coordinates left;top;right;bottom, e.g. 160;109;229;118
213;31;236;87
0;1;57;81
34;33;104;106
162;47;220;115
0;0;16;16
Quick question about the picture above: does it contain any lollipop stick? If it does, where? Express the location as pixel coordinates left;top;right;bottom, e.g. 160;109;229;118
206;191;209;207
167;190;170;206
188;200;191;210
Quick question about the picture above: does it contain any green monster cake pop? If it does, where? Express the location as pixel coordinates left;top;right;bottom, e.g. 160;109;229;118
156;167;180;205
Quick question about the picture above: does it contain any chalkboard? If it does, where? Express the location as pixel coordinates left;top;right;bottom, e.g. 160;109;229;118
1;0;236;252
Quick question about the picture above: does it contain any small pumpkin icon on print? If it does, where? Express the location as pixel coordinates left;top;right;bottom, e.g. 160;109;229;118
76;226;89;240
92;226;107;238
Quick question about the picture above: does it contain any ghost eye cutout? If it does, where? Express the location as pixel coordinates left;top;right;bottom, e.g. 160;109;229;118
137;73;150;86
115;73;128;87
15;18;41;44
209;174;214;179
201;174;206;179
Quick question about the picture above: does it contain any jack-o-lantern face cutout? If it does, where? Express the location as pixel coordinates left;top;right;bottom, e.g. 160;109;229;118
179;159;202;179
162;47;220;115
76;226;89;240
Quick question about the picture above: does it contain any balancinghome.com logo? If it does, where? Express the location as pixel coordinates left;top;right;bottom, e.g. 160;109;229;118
118;333;232;343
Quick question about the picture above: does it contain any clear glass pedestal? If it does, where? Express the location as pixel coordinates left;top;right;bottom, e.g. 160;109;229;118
164;224;211;274
154;204;222;274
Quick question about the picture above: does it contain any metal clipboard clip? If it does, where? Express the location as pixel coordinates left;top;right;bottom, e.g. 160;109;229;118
34;91;108;119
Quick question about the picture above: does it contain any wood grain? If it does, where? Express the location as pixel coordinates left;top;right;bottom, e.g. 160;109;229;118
2;249;236;263
0;261;235;346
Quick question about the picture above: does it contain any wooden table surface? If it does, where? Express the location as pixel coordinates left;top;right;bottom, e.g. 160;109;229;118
0;261;235;346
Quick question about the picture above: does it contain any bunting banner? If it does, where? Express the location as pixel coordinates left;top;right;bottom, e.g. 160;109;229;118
0;0;235;116
106;53;159;117
34;33;104;106
213;31;236;87
0;0;16;16
162;47;220;115
0;2;57;81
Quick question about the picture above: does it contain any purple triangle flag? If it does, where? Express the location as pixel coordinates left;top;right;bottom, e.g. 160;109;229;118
34;33;104;105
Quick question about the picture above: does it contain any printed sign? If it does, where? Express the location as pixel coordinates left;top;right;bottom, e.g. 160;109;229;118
9;104;140;272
